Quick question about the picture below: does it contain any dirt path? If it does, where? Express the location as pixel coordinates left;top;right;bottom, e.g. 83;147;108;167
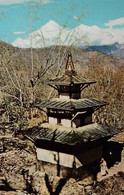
97;149;124;181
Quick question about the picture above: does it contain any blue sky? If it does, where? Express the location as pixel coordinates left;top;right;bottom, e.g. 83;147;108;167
0;0;124;46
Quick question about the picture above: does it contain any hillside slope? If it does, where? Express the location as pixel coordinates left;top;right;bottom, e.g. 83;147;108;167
0;42;124;72
0;41;124;128
84;42;124;57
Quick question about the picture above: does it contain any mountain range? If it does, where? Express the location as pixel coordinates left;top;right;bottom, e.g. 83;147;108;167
83;42;124;57
12;20;124;57
0;40;124;75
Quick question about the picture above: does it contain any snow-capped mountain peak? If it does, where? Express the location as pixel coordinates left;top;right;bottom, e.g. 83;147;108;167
12;20;124;49
41;20;61;30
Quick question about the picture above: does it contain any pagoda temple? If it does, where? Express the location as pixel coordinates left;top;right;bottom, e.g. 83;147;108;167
26;53;113;169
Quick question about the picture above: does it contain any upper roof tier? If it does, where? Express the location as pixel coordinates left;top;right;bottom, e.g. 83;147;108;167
47;53;96;87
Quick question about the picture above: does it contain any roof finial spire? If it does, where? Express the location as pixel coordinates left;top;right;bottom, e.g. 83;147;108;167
65;48;76;75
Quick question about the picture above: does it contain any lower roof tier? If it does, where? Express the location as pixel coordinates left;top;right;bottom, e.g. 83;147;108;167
36;98;108;111
25;123;113;146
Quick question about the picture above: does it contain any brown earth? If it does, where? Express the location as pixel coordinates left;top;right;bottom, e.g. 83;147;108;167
0;136;123;195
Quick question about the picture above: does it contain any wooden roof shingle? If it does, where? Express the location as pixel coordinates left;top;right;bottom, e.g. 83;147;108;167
25;123;112;146
36;98;108;111
47;74;96;86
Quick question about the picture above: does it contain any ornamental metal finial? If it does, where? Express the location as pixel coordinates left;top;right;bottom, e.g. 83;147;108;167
65;50;75;74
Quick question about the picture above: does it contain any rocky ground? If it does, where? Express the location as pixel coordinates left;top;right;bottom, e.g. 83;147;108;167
0;172;124;195
0;137;38;194
0;136;124;195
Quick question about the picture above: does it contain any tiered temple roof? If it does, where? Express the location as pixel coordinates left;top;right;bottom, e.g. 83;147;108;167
36;98;108;111
47;73;96;86
47;53;96;90
26;123;112;146
26;52;112;155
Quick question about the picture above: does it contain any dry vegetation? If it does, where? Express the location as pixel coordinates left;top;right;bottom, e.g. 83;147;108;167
0;42;123;132
0;40;123;195
83;60;124;129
